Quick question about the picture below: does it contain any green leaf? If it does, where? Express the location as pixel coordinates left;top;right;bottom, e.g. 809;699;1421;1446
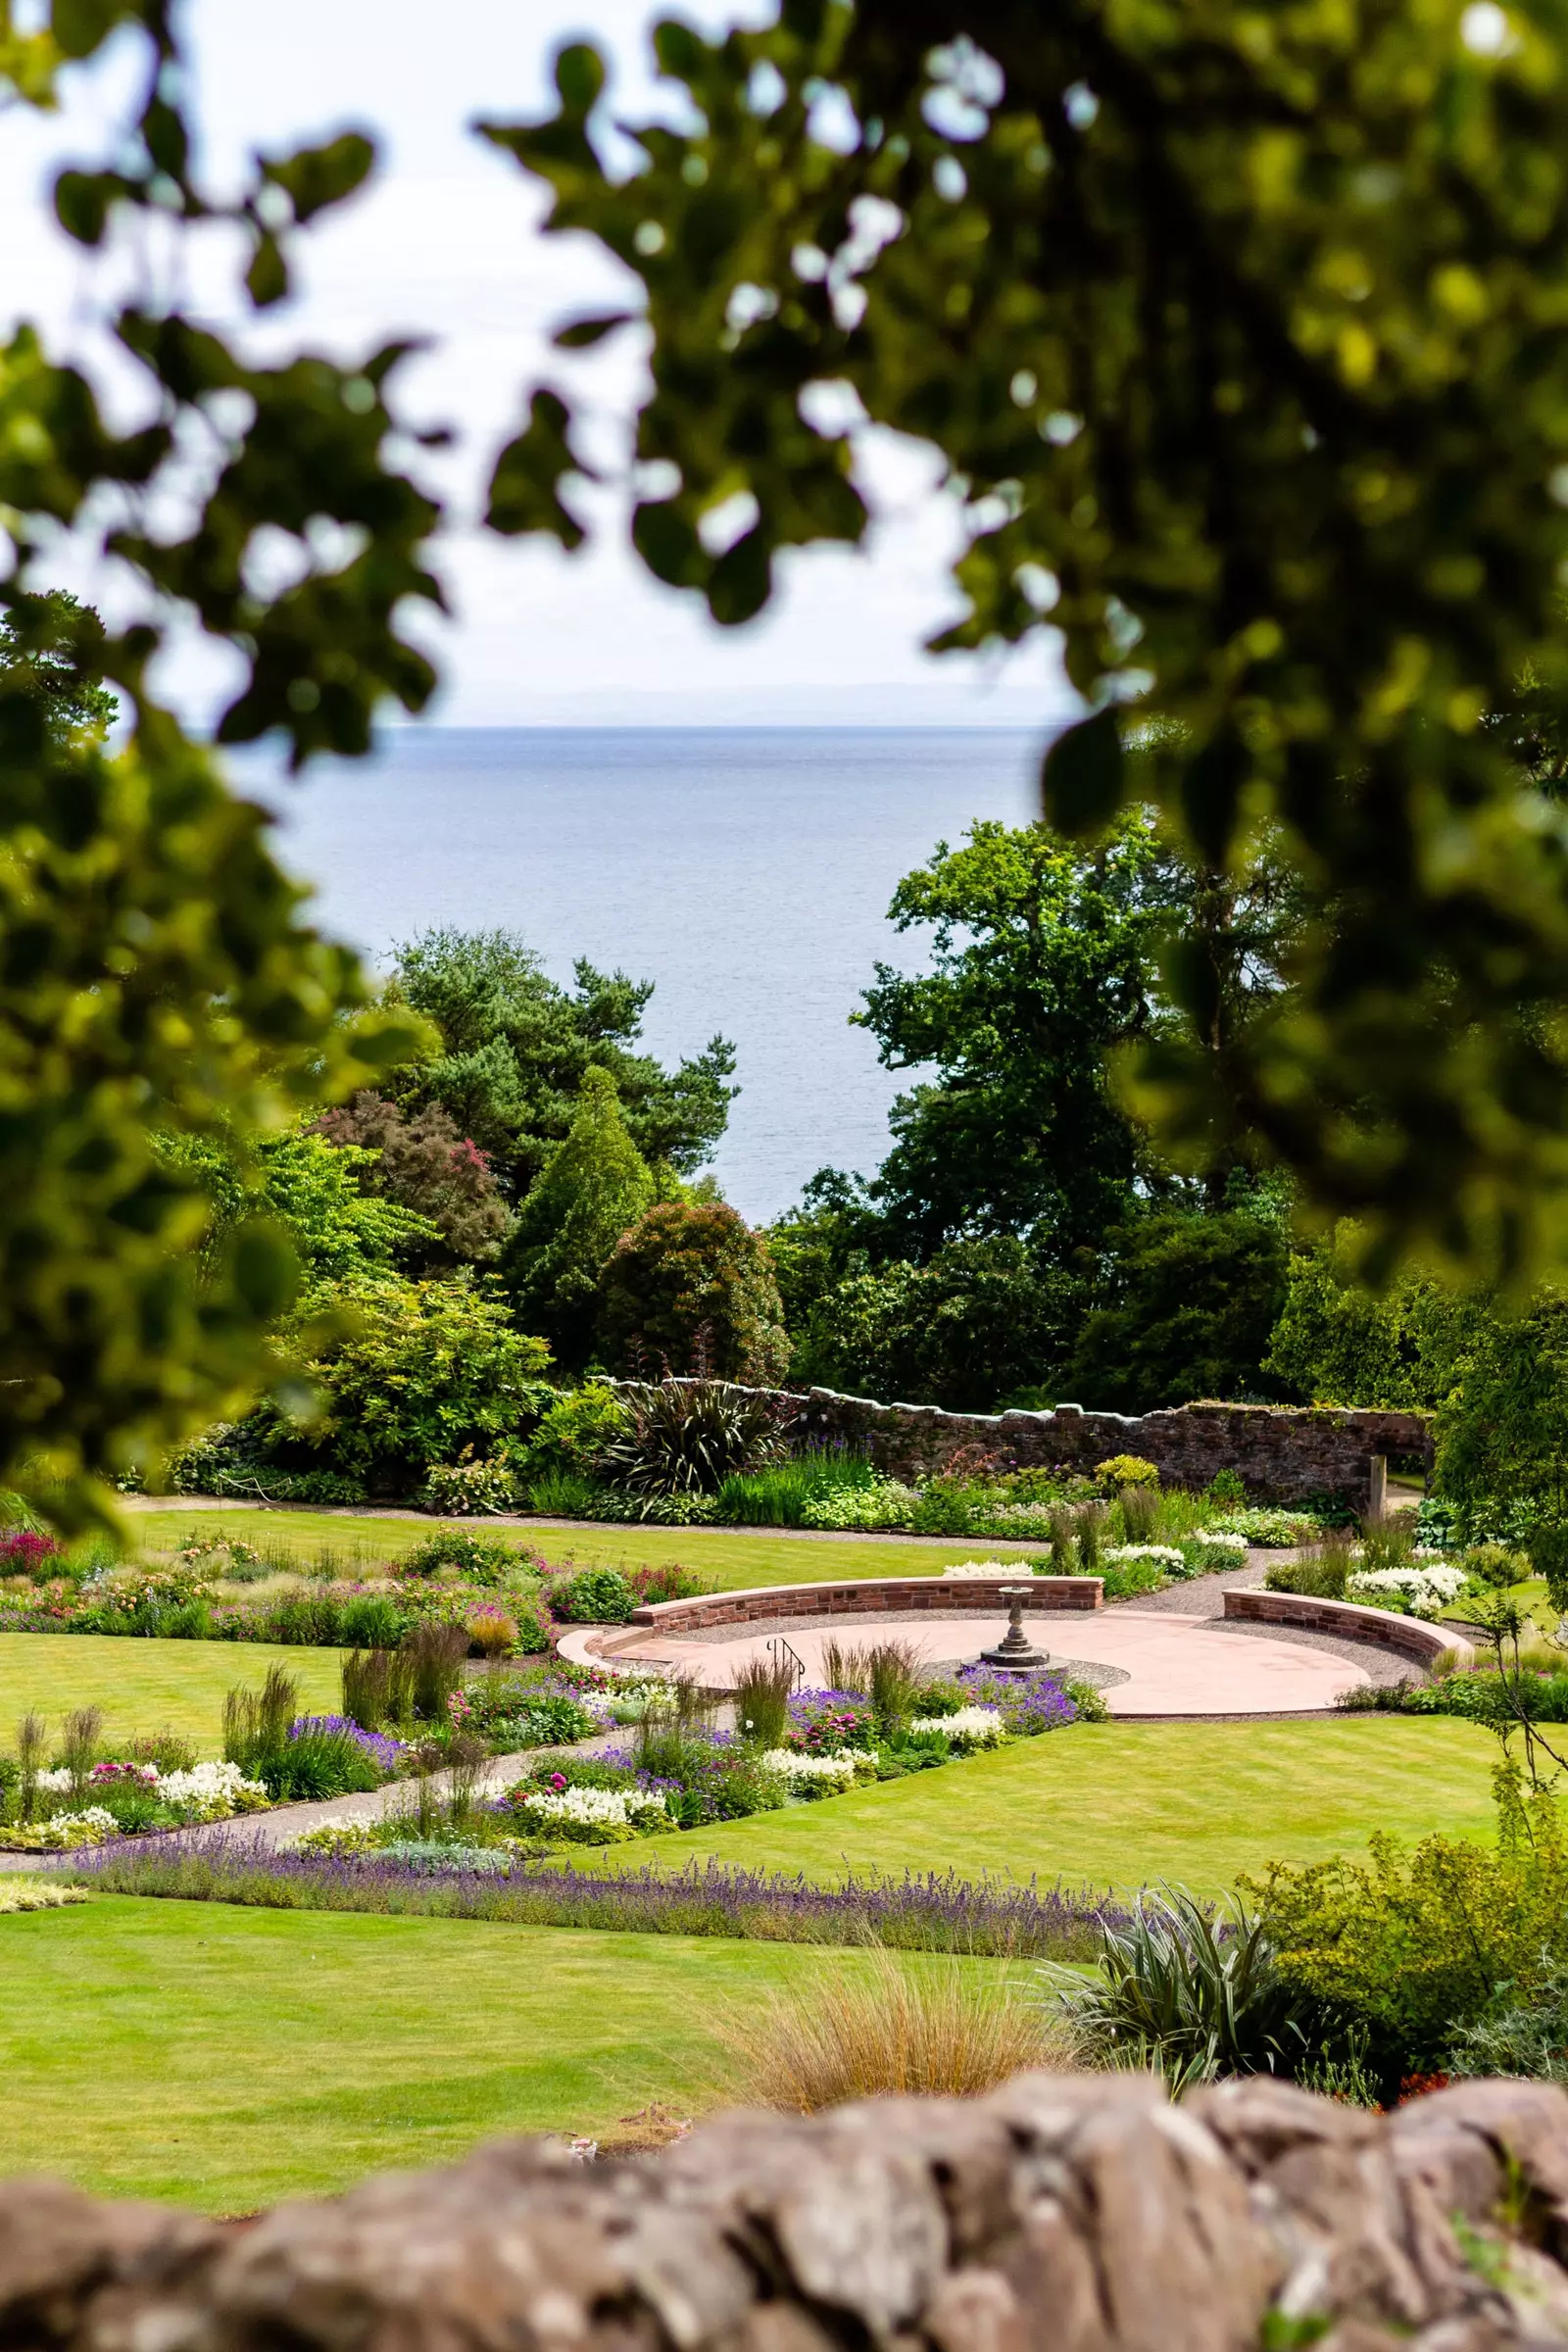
262;132;376;224
707;527;772;625
631;499;703;587
54;171;110;248
554;42;605;116
554;313;636;350
245;233;289;310
50;0;122;62
230;1222;300;1320
1040;709;1124;838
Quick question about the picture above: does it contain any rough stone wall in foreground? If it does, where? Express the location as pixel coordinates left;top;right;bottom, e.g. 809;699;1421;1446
788;1390;1433;1509
13;2074;1568;2352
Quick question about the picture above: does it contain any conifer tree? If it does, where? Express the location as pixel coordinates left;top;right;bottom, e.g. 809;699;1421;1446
501;1068;657;1368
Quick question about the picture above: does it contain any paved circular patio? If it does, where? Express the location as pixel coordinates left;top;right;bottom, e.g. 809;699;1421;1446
562;1605;1371;1718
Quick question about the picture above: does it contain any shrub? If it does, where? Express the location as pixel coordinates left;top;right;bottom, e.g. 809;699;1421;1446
820;1640;923;1735
598;1377;793;1498
420;1453;520;1516
401;1528;532;1585
222;1666;300;1773
1095;1454;1160;1492
801;1479;920;1532
339;1595;407;1648
265;1728;384;1802
1462;1542;1532;1590
597;1200;791;1384
1266;1556;1349;1600
516;1380;628;1472
0;1531;60;1578
545;1566;636;1624
721;1949;1060;2110
1244;1766;1568;2089
290;1273;555;1486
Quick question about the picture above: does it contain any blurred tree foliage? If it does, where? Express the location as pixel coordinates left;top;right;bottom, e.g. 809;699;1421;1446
489;0;1568;1280
388;926;737;1191
0;6;437;1521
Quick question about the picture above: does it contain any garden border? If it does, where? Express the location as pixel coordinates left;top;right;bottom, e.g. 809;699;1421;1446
1223;1587;1474;1671
616;1574;1105;1637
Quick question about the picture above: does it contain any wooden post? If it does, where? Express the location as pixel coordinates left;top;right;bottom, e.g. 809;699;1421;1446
1367;1453;1388;1522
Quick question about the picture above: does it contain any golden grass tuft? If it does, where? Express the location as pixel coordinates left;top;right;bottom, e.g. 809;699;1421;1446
0;1876;88;1914
717;1950;1074;2112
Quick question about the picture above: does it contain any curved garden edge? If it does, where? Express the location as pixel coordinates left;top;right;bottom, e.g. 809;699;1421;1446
1223;1587;1474;1671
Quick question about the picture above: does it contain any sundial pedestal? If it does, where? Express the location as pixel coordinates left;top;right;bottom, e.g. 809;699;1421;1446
980;1586;1052;1673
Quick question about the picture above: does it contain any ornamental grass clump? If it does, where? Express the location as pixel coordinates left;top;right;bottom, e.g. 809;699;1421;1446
820;1640;923;1735
721;1949;1062;2111
732;1654;796;1749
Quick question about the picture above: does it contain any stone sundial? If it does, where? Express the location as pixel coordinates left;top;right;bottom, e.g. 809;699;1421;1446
979;1586;1052;1673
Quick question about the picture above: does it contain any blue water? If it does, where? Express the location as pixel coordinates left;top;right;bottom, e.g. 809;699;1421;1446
248;727;1042;1221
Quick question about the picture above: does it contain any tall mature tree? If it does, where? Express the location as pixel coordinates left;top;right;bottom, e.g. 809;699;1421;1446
390;927;737;1194
850;815;1167;1262
501;1066;659;1369
490;0;1568;1280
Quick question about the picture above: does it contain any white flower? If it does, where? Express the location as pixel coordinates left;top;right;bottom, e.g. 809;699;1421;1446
157;1760;270;1821
759;1748;858;1786
1348;1565;1468;1621
515;1785;667;1829
941;1561;1019;1578
1190;1530;1250;1553
910;1706;1006;1748
36;1807;118;1848
34;1767;73;1792
1103;1545;1186;1569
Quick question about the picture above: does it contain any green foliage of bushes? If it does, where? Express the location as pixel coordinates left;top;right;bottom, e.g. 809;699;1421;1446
1246;1767;1568;2089
598;1199;790;1384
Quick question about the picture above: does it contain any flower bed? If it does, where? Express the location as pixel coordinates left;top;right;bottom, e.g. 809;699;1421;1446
53;1833;1129;1960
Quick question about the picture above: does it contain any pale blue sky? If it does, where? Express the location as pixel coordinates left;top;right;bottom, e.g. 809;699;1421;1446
1;3;1072;726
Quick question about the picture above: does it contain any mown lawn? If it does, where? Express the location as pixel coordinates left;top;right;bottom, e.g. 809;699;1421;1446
127;1504;1042;1589
597;1717;1500;1895
0;1635;346;1753
0;1897;920;2209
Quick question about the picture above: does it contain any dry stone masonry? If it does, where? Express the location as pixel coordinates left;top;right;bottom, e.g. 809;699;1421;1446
783;1388;1433;1512
11;2075;1568;2352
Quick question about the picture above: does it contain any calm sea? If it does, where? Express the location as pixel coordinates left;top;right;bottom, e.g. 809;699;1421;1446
247;727;1042;1222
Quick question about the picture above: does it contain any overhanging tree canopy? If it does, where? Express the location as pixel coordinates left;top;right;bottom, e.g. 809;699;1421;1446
487;0;1568;1279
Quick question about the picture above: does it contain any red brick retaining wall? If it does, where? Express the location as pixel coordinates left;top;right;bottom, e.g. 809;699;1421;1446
1224;1586;1473;1670
627;1574;1103;1633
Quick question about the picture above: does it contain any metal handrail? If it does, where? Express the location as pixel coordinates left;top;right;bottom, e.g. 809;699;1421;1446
766;1635;807;1688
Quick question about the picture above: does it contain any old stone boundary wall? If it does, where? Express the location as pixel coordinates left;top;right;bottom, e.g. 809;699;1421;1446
666;1382;1434;1510
12;2074;1568;2352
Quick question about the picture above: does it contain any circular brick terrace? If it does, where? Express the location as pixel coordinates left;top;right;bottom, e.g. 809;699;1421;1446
555;1573;1465;1719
